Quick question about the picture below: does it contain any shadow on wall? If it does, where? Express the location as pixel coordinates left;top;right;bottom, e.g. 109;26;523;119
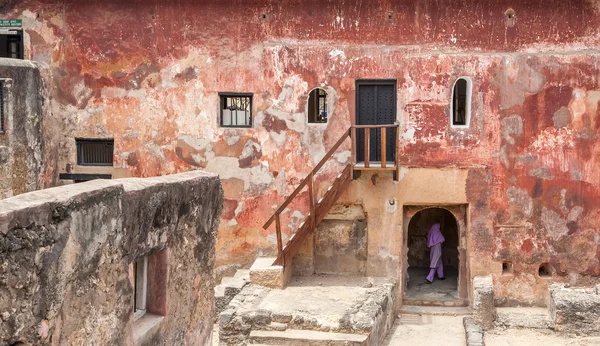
407;208;459;269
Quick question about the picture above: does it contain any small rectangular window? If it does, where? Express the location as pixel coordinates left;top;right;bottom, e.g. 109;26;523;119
219;93;252;128
0;29;23;59
76;138;114;166
133;257;148;321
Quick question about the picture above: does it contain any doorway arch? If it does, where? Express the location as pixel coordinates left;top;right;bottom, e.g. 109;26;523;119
403;206;467;305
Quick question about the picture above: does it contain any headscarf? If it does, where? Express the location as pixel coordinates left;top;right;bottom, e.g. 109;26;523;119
427;223;445;248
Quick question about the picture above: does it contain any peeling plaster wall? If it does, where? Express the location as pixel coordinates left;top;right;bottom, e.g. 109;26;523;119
3;0;600;306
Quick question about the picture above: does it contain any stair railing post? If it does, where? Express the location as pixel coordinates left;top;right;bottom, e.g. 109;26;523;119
308;173;315;228
275;213;283;266
381;127;386;168
364;127;370;168
395;125;400;181
350;128;356;179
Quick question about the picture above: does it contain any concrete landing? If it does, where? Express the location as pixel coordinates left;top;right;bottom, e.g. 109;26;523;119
219;275;398;346
485;328;600;346
399;305;472;316
382;314;466;346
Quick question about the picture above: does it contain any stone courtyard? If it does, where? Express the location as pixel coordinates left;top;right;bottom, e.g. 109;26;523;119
1;0;600;345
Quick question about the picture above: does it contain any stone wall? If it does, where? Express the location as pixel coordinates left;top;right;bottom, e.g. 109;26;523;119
0;171;222;345
0;0;599;307
549;284;600;335
0;59;47;199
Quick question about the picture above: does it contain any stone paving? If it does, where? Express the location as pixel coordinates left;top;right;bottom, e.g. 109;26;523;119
218;275;397;345
405;267;459;302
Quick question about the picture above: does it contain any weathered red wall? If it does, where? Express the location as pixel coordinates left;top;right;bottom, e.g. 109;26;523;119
6;0;600;304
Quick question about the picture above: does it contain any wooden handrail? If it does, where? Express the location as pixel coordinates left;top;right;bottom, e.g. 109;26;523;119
263;128;351;229
351;124;398;129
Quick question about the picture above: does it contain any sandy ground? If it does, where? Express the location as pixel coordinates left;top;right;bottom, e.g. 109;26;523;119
485;328;600;346
382;315;466;346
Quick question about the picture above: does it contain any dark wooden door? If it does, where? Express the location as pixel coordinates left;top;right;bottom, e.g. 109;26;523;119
356;80;396;162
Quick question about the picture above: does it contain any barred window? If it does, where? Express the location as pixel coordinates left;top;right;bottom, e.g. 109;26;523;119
308;88;327;123
76;138;114;166
219;93;252;128
0;29;23;59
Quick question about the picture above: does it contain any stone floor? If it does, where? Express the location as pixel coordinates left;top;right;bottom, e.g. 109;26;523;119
405;267;459;302
218;274;397;345
485;328;600;346
382;314;466;346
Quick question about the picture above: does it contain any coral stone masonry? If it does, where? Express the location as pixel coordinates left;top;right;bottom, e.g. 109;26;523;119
0;172;222;345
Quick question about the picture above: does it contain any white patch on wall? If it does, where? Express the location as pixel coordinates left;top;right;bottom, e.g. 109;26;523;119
329;49;346;60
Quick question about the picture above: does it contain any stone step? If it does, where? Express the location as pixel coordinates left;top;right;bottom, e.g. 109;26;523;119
221;276;248;290
402;298;469;307
249;329;368;346
233;269;251;281
214;284;226;298
495;307;554;329
399;305;472;316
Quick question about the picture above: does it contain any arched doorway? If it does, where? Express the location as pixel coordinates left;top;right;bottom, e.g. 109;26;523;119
404;207;460;303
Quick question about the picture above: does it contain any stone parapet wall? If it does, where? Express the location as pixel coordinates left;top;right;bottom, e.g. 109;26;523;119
0;171;222;345
0;59;47;199
549;284;600;336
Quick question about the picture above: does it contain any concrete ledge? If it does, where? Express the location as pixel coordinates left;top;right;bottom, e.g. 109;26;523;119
250;257;292;289
250;329;367;345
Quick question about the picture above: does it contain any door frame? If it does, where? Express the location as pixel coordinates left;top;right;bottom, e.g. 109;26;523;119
354;79;397;126
402;204;470;303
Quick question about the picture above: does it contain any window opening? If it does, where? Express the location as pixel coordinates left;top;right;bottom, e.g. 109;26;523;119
308;88;327;123
0;29;23;59
131;249;167;327
502;262;513;275
538;263;552;278
220;93;252;127
76;138;114;166
451;77;471;127
133;257;148;321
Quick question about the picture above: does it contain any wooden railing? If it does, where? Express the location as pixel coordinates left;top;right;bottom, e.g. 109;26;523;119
350;124;400;180
263;123;401;266
263;129;351;265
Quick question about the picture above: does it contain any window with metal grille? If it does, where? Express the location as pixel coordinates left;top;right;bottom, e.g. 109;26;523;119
308;88;328;123
76;138;114;166
219;93;252;128
451;77;471;127
0;80;4;134
0;29;23;59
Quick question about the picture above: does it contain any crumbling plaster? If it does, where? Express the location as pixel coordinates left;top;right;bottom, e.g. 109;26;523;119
3;0;600;306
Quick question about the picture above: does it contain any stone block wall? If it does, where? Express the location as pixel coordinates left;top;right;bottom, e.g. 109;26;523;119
0;59;47;199
549;284;600;336
0;171;222;346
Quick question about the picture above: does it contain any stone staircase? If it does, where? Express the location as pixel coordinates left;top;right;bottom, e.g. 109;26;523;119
215;269;250;315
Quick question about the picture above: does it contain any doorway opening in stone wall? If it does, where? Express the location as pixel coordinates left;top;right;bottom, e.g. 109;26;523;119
403;206;466;306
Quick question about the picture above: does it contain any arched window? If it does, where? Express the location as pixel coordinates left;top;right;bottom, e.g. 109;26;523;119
308;88;327;123
451;77;472;127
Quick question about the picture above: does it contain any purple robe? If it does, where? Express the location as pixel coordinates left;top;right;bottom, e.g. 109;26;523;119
426;223;445;282
427;223;445;248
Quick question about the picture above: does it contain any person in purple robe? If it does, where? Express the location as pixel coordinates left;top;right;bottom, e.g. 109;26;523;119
426;223;445;283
